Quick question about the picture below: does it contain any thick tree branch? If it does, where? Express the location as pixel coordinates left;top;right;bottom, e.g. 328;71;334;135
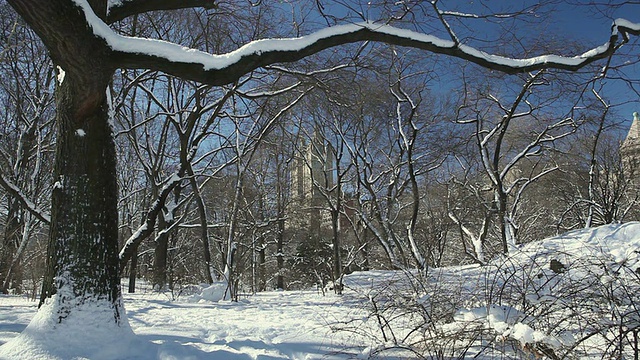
67;0;640;82
116;25;634;82
106;0;217;24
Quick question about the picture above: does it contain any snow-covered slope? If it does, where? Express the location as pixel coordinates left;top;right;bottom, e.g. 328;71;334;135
345;222;640;359
510;221;640;269
0;222;638;359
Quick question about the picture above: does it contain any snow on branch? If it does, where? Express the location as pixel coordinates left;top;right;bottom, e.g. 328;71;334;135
614;18;640;44
71;0;640;84
118;173;182;268
0;172;50;224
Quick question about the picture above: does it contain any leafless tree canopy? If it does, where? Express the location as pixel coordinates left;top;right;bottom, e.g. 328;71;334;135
0;2;638;355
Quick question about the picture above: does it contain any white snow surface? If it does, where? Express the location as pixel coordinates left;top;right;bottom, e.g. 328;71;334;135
0;222;638;359
0;286;373;359
615;18;640;32
55;66;65;85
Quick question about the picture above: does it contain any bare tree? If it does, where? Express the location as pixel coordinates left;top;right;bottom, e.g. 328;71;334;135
0;5;54;294
3;0;638;340
450;70;582;261
558;103;638;230
334;65;449;270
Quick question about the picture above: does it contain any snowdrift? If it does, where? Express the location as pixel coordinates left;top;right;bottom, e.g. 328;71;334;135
0;222;637;359
343;222;640;359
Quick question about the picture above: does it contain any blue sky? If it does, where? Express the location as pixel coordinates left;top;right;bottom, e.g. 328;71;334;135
427;1;640;128
322;0;640;127
528;2;640;126
572;3;639;128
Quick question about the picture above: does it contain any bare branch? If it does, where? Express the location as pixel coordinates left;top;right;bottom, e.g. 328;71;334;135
0;171;50;224
106;0;217;24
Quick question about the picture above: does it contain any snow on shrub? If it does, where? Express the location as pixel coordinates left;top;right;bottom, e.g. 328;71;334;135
341;222;640;359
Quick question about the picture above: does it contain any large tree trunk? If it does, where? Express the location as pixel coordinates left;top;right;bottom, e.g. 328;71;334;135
4;0;128;331
40;69;123;323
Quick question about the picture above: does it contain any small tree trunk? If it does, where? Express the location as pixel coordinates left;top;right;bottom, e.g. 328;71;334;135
153;186;180;291
258;237;266;292
1;199;21;294
223;173;243;300
153;217;170;291
276;172;285;290
276;218;285;290
128;246;137;293
496;189;510;254
330;208;342;293
358;219;370;271
2;218;33;294
188;175;214;284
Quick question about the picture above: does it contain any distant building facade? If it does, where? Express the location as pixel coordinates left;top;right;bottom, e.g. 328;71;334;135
286;129;342;284
621;112;640;176
290;130;337;223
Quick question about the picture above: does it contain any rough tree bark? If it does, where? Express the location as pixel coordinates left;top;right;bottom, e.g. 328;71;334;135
44;68;121;320
42;93;115;319
4;0;121;322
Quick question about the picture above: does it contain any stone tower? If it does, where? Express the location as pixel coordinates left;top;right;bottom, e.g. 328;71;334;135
290;129;337;206
621;112;640;176
289;128;338;235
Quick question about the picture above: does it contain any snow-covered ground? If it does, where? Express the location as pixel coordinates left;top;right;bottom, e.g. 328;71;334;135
0;285;377;359
125;289;374;359
0;222;638;359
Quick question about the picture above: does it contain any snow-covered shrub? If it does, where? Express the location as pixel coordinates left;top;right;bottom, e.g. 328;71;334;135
340;223;640;359
337;270;479;359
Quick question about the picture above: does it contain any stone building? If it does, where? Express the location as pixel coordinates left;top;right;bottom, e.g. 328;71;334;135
287;129;344;286
621;112;640;175
290;129;337;229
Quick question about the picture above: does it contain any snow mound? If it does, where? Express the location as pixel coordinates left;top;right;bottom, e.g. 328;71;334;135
0;295;150;360
512;221;640;270
185;282;230;303
448;223;640;356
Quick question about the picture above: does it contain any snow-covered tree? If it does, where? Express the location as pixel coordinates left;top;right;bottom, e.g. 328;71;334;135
450;70;582;259
0;3;54;294
3;0;639;352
